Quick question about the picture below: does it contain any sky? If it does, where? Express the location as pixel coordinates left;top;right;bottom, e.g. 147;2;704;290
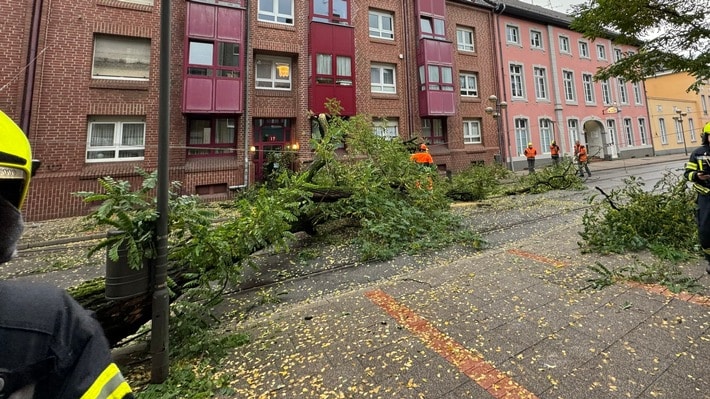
518;0;586;14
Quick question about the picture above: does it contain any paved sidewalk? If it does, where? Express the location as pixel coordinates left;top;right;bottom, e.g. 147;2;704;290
220;152;710;399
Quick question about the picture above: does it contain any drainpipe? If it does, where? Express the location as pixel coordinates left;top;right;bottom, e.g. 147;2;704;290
21;0;44;134
242;0;251;186
402;0;415;138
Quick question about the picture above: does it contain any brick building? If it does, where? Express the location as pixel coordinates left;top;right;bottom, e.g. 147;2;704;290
1;0;508;221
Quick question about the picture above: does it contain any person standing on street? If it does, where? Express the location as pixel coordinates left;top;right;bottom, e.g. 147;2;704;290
0;110;134;399
550;140;560;166
684;122;710;274
577;144;591;177
410;143;434;189
523;142;537;174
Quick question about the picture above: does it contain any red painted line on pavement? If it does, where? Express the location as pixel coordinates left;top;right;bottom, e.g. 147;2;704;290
507;249;566;268
365;289;539;399
626;281;710;307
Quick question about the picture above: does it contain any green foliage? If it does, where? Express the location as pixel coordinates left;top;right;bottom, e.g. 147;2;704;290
570;0;709;91
444;163;511;201
583;259;703;294
514;157;587;194
578;172;697;260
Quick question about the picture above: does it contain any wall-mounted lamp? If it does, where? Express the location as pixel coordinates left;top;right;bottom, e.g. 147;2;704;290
249;145;256;153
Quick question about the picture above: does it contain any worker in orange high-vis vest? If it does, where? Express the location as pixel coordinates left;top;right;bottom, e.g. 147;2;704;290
411;143;434;189
550;140;560;166
523;142;537;174
576;144;592;177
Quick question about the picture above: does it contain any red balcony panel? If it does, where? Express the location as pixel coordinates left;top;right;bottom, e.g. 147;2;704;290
418;39;453;63
418;91;455;116
187;2;216;38
184;77;213;112
217;6;243;41
214;79;242;112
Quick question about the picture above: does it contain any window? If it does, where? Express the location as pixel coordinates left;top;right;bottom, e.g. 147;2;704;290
578;41;589;58
601;79;612;105
702;95;708;115
258;0;294;24
419;65;454;91
316;54;353;86
618;78;629;104
633;82;642;105
459;72;479;97
613;48;622;61
420;16;445;39
607;119;617;146
510;64;525;98
313;0;348;23
638;118;648;145
369;9;394;40
463;119;482;144
86;117;145;162
659;118;667;144
187;40;240;78
456;27;475;52
674;117;685;143
689;118;697;142
92;34;150;80
533;67;548;100
187;117;236;156
506;25;520;45
530;30;543;49
372;118;398;140
539;119;553;151
255;55;291;90
371;63;396;93
568;119;579;148
514;118;530;156
596;44;606;60
582;73;595;104
563;70;576;102
624;118;634;146
559;36;570;53
421;118;445;144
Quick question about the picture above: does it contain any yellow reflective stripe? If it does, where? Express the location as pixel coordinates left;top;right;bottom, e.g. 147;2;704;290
694;183;710;195
80;363;133;399
686;162;698;170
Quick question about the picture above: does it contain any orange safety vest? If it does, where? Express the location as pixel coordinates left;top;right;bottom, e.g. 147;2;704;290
410;152;434;165
523;147;537;159
578;147;588;163
550;144;559;156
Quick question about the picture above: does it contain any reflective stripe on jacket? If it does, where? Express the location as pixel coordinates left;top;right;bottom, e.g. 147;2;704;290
684;146;710;195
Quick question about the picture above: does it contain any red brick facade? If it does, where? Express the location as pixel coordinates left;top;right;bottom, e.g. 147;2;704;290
1;0;502;221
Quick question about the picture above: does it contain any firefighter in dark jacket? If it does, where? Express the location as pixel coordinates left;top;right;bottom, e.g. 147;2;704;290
0;110;134;399
684;122;710;274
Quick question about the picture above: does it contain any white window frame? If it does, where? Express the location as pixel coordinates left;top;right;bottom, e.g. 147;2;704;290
533;66;548;100
601;79;612;105
459;72;479;97
578;41;590;58
373;118;399;140
510;63;525;99
506;25;520;45
255;55;292;90
633;82;643;105
514;118;530;156
530;29;543;49
659;118;668;144
596;44;606;60
639;118;648;145
456;26;475;52
625;117;634;146
689;118;697;142
618;78;629;104
559;36;570;54
562;70;576;103
258;0;294;25
92;34;150;81
613;48;623;62
463;119;482;144
369;9;394;40
539;118;553;151
86;117;145;162
582;73;595;104
568;119;579;149
702;95;708;115
371;63;396;93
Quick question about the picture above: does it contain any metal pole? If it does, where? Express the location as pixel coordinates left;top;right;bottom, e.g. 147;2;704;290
151;0;171;383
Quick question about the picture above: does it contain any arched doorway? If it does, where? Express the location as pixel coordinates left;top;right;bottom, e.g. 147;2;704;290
582;119;614;160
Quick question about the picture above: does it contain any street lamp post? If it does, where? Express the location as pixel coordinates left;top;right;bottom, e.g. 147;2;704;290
673;108;688;156
485;95;510;170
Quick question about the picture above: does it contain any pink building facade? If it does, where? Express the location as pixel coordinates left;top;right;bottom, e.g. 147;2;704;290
491;1;652;169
